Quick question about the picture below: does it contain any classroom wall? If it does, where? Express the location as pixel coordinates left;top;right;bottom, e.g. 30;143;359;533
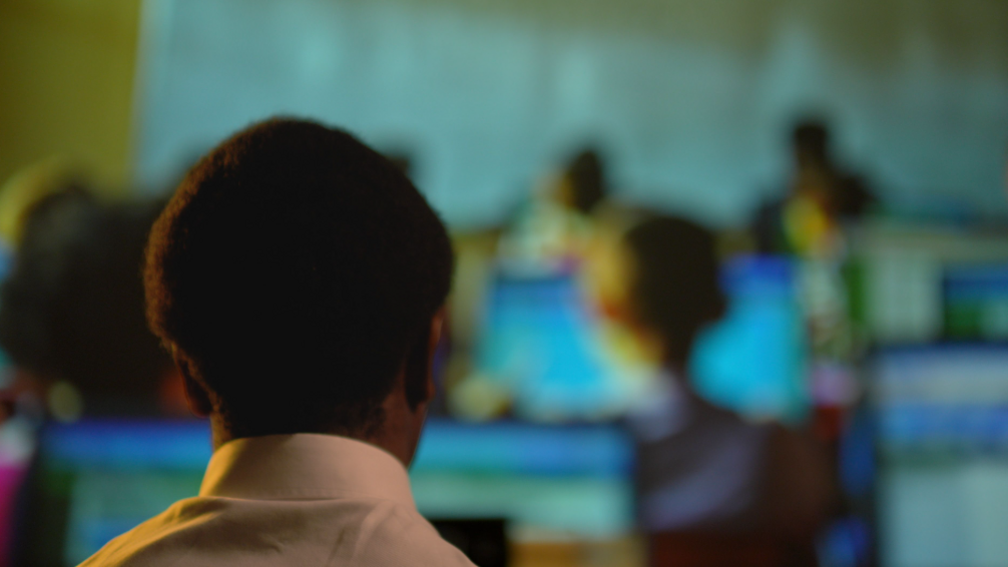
2;0;1004;223
135;0;1008;227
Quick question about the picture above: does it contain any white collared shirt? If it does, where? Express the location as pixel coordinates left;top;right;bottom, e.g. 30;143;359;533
78;433;477;567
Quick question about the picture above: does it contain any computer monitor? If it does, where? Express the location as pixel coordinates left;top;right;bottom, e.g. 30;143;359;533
944;263;1008;341
412;418;635;540
873;345;1008;567
19;417;635;565
18;419;210;566
689;255;808;421
471;254;808;423
473;271;626;421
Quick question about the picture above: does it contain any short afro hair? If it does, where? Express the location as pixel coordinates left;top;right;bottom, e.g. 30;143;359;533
144;118;453;437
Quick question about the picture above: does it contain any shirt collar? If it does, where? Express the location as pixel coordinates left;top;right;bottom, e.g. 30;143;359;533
199;433;416;508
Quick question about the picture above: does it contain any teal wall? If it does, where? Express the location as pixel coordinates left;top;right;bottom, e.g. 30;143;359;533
135;0;1008;226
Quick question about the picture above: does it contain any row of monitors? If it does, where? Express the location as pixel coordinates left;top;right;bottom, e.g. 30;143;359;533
12;344;1008;566
471;255;808;423
471;252;1008;426
0;346;1004;566
19;418;635;566
870;346;1008;567
9;245;1008;566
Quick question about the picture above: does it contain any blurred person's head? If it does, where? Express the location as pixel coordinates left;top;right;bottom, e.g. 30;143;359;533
557;148;606;215
792;120;831;171
145;118;453;464
0;185;175;417
789;119;876;220
593;214;726;374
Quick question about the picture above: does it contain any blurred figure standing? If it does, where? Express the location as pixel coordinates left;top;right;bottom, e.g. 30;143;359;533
753;120;876;257
497;147;610;269
753;120;870;451
592;215;837;566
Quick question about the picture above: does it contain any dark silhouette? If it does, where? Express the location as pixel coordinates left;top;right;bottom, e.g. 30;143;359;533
791;121;874;219
144;117;454;444
754;119;876;254
0;186;174;416
36;118;474;567
621;216;836;566
563;148;607;215
624;217;727;370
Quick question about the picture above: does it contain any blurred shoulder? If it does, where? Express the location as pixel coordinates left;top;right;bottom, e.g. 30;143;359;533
76;497;226;567
77;496;476;567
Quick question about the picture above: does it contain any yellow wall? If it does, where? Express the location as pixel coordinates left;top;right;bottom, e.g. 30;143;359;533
0;0;142;194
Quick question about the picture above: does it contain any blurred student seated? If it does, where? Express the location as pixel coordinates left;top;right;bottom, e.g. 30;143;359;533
0;172;179;419
77;118;475;567
592;215;838;567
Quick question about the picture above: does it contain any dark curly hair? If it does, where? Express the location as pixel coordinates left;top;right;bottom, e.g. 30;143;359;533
144;118;453;437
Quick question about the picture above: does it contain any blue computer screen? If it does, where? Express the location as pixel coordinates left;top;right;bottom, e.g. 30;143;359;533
30;417;634;564
475;255;808;421
873;346;1008;567
690;255;808;421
